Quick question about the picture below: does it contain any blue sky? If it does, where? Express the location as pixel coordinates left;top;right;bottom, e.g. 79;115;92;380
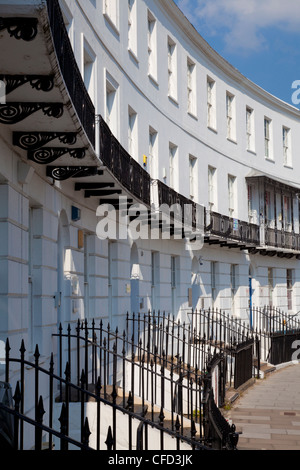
174;0;300;107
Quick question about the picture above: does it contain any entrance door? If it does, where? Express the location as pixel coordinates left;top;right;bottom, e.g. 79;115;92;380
57;210;71;377
230;264;237;316
130;243;140;316
191;257;201;311
57;210;70;328
249;274;253;329
287;269;293;311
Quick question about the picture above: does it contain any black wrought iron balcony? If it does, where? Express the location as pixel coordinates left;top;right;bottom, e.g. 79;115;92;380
157;179;201;229
265;226;300;251
99;116;151;206
205;211;260;246
46;0;95;147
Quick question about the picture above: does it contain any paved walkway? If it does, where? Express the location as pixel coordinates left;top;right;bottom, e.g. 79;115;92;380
225;363;300;450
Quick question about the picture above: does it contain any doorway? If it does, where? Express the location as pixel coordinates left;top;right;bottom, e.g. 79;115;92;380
57;210;71;328
249;265;254;328
191;257;201;311
130;243;140;316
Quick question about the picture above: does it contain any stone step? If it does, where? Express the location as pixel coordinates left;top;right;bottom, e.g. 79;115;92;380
253;358;276;377
144;410;204;443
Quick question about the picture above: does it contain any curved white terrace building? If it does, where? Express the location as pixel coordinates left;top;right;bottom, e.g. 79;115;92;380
0;0;300;361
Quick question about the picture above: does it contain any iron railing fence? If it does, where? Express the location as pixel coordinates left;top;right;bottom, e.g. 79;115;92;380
268;330;300;365
250;305;300;363
53;318;210;434
74;311;258;395
233;339;254;390
3;331;237;451
188;306;300;365
202;354;240;450
186;308;264;368
254;305;300;334
7;305;299;451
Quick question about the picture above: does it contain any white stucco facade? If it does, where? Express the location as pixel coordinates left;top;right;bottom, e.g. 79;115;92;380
0;0;300;368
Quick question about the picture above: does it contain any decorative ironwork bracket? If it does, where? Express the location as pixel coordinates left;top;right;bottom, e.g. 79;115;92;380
0;102;63;124
28;148;86;165
0;17;38;41
13;131;78;151
46;166;99;181
0;75;55;95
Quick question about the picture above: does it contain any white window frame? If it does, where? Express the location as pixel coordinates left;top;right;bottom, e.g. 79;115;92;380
207;77;216;130
169;142;177;190
246;106;255;152
128;105;138;160
264;117;272;159
167;36;177;101
59;0;74;46
228;174;236;218
149;126;158;178
187;57;196;116
82;36;96;105
105;71;119;137
189;155;197;200
147;10;157;82
283;126;292;167
128;0;137;59
103;0;119;33
208;166;216;212
226;92;236;141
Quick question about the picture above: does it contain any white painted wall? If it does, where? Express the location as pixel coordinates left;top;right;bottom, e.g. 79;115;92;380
1;0;300;385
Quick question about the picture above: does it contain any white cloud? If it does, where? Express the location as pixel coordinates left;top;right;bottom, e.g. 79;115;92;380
176;0;300;54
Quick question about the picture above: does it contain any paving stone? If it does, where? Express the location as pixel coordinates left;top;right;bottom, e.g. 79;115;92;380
224;363;300;450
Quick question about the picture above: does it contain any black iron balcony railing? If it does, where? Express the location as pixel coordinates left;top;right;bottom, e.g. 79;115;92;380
46;0;95;147
157;179;200;229
206;211;260;246
265;226;300;251
99;117;151;206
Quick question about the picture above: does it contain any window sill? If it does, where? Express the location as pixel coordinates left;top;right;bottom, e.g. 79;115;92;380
168;94;179;106
247;149;256;156
284;164;293;170
128;47;139;65
208;125;217;134
188;111;198;121
148;73;159;88
227;137;237;145
265;156;275;163
103;13;120;36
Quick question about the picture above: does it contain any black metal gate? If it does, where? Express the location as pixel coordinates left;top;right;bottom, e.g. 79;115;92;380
269;331;300;365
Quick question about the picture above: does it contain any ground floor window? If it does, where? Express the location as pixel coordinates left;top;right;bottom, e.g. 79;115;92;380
268;268;274;308
287;269;294;311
